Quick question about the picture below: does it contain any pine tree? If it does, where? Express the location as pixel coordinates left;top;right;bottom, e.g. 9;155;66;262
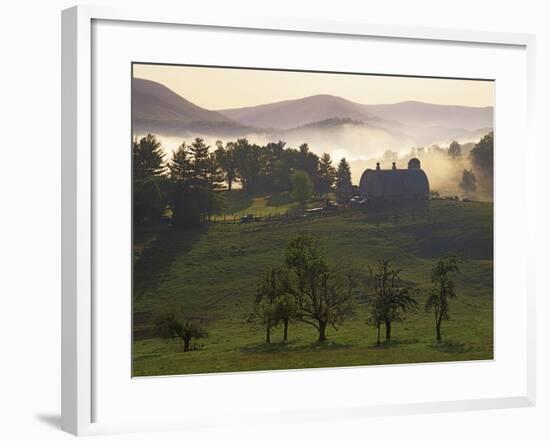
188;138;211;187
336;157;352;190
317;153;336;195
133;134;166;179
168;142;191;183
132;134;166;224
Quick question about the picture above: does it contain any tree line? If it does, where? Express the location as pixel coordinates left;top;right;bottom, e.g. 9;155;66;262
249;234;460;345
458;132;494;194
133;134;354;227
155;234;461;352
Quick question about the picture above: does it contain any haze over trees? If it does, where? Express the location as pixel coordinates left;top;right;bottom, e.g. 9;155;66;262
469;131;494;191
132;126;496;230
133;133;364;228
448;140;462;159
459;169;477;193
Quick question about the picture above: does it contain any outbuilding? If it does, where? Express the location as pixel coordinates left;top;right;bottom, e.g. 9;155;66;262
358;158;429;201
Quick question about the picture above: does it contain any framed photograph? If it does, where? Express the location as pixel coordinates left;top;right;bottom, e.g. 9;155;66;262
62;5;536;436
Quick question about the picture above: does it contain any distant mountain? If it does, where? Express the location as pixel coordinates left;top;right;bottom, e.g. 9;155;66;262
362;101;493;131
132;78;493;155
220;96;493;132
219;94;376;130
132;78;252;136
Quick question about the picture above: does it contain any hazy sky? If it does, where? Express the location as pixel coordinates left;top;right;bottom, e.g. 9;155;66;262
133;63;494;110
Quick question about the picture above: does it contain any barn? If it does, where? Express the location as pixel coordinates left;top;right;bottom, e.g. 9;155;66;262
359;158;429;201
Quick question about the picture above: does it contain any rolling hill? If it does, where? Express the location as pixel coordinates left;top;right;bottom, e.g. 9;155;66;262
132;78;493;154
362;101;493;131
133;199;493;376
132;78;252;136
219;94;377;130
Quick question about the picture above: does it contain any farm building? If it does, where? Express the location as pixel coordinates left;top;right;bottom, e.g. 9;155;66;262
359;158;429;201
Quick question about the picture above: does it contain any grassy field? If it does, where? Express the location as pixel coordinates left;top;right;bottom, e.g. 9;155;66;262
132;197;493;377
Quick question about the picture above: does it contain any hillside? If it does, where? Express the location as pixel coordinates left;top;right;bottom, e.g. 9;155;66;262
133;199;493;376
220;94;376;130
132;78;494;160
363;100;494;131
132;78;252;136
219;95;493;132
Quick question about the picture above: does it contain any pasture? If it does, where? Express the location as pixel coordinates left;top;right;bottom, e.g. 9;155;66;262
132;197;493;376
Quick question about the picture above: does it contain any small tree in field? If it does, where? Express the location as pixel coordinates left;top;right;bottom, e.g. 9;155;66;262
367;292;384;345
284;236;357;341
154;313;207;352
369;260;418;343
425;255;460;341
275;292;298;342
291;170;313;211
249;267;290;343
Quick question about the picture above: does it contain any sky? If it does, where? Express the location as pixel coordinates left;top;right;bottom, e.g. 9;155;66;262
133;63;494;110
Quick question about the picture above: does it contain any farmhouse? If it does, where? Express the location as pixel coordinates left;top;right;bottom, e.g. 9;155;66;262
359;158;429;201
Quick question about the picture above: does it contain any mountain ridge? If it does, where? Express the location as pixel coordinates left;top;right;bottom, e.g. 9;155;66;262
132;78;493;149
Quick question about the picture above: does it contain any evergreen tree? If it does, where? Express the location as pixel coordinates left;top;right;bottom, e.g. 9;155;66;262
336;157;352;190
132;134;167;224
167;139;224;226
168;142;192;183
133;134;165;179
188;138;211;187
317;153;336;195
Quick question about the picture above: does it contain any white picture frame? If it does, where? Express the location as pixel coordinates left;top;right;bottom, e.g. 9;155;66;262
62;5;537;436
